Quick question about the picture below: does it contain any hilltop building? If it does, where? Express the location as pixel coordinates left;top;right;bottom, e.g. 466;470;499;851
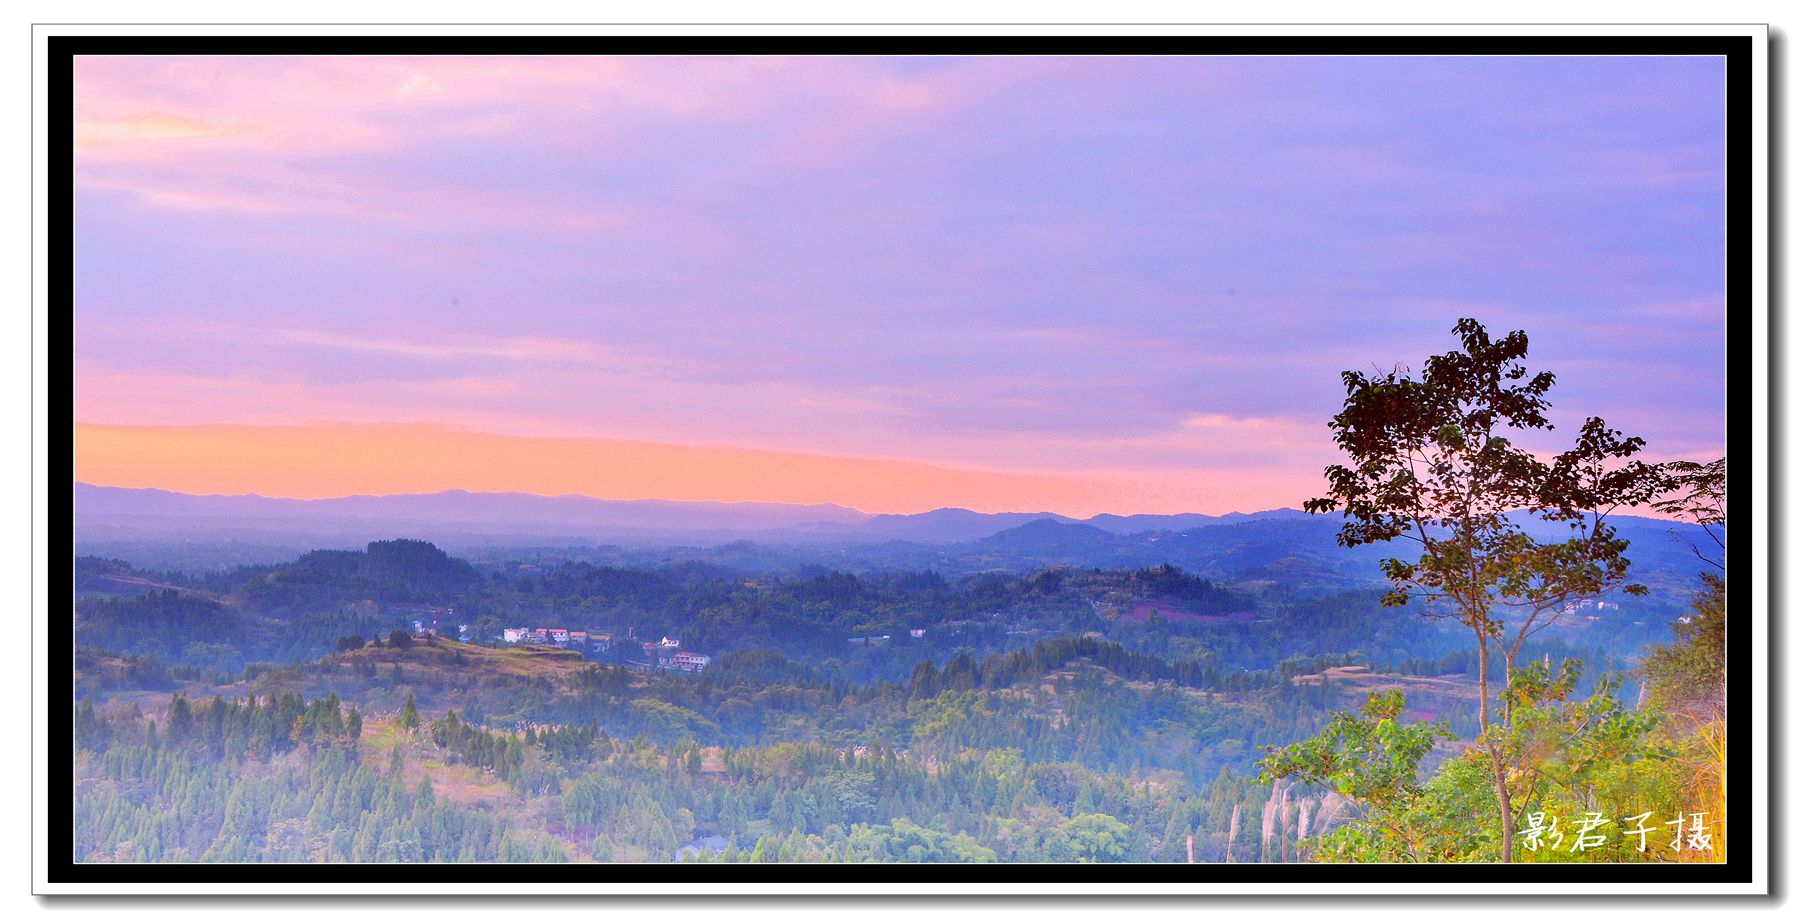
500;626;603;650
665;651;712;672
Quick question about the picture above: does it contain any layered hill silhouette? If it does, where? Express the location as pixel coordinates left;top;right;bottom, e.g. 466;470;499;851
75;484;1715;595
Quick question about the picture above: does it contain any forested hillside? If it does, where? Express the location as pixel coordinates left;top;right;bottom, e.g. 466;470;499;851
73;536;1707;864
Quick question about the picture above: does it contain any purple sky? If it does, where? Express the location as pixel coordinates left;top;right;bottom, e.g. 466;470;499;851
73;54;1727;514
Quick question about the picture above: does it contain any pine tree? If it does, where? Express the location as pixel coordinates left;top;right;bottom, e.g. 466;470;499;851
76;698;105;751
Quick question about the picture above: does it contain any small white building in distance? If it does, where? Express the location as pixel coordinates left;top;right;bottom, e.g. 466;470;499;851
665;651;712;672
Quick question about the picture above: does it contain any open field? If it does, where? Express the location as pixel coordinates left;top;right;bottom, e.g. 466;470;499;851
1291;665;1481;722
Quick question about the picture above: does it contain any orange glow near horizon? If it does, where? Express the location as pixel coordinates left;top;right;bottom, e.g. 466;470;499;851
73;423;1309;518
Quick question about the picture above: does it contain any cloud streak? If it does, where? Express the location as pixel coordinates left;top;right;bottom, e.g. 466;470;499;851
73;423;1311;518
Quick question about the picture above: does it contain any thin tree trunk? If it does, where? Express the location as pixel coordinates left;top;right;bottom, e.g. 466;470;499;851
1225;803;1240;864
1279;787;1294;863
1490;742;1514;862
1260;781;1279;863
1477;633;1514;862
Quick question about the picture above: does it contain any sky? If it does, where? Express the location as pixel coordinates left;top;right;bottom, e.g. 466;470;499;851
72;54;1728;517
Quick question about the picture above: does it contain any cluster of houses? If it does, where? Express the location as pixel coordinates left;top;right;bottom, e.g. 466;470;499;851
1561;598;1621;620
499;628;712;672
500;627;613;652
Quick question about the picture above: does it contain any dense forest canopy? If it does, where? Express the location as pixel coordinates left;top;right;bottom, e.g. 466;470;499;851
73;523;1712;864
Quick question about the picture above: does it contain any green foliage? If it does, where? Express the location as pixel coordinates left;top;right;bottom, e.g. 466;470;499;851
839;818;997;863
1258;691;1451;860
1260;691;1450;811
1283;662;1681;863
1641;573;1725;717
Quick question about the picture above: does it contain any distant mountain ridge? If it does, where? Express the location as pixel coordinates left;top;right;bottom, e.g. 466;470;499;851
75;485;1712;600
73;483;1309;546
